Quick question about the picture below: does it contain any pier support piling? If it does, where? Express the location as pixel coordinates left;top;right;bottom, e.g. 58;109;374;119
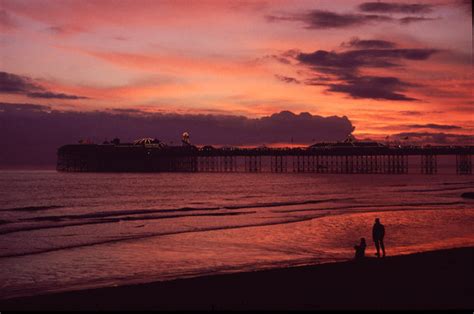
421;154;437;174
456;154;472;175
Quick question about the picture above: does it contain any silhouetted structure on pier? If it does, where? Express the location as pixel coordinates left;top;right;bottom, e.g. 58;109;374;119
57;137;473;174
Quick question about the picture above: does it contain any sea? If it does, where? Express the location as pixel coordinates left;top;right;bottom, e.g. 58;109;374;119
1;162;473;300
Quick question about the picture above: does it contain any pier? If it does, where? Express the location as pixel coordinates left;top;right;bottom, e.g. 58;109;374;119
57;140;473;174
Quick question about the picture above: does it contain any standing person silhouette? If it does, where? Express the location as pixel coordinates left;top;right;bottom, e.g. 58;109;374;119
372;218;386;257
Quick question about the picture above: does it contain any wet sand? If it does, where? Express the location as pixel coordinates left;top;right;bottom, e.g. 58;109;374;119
1;247;473;310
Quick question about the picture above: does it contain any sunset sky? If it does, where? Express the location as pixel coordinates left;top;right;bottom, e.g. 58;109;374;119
0;0;473;156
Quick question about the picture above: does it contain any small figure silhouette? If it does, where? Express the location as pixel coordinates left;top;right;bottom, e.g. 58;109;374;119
372;218;386;257
354;237;367;260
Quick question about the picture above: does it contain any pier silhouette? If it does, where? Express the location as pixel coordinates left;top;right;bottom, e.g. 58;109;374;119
57;137;473;174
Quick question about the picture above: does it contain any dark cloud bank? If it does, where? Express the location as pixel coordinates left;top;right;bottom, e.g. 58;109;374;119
266;1;438;30
407;124;462;130
266;10;391;29
393;132;473;145
341;38;396;49
267;10;435;29
279;38;439;101
266;2;455;102
0;103;355;167
358;2;434;14
0;71;88;100
296;47;438;73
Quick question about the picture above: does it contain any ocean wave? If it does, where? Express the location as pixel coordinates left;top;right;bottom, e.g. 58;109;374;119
19;207;221;223
0;215;324;259
10;198;351;224
273;201;467;213
396;187;473;193
0;205;64;212
222;197;354;210
0;211;255;236
441;181;474;186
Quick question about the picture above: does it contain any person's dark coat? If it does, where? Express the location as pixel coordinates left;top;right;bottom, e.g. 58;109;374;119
372;223;385;241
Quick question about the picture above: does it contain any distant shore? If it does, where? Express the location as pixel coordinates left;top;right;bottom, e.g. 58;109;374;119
1;247;473;310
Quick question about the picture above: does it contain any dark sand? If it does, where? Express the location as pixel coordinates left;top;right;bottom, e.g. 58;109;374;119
1;247;473;310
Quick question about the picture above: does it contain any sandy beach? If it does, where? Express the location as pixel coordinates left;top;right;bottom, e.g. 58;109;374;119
1;246;472;310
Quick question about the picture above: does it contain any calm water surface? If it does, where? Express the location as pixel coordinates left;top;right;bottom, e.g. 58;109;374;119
0;170;473;299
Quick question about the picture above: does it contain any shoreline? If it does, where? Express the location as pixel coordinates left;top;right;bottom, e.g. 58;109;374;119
1;246;473;310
